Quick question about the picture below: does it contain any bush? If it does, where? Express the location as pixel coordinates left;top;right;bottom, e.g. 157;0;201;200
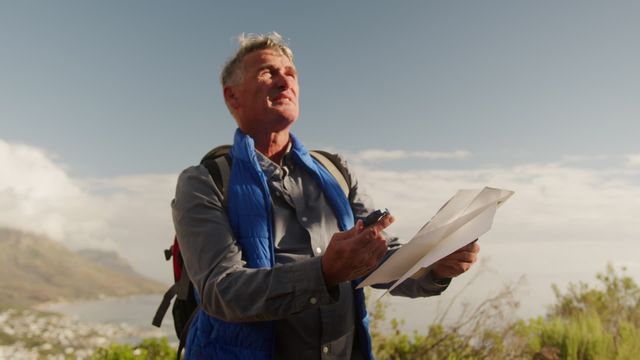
517;313;615;359
91;338;176;360
371;264;640;359
369;268;522;359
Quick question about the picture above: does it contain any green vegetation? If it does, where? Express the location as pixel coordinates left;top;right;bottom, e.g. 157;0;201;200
369;264;640;359
92;338;176;360
369;275;523;359
515;264;640;359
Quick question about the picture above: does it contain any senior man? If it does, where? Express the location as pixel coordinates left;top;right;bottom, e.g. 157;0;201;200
172;32;480;360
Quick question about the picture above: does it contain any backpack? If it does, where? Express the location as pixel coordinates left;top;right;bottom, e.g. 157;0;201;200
152;145;351;356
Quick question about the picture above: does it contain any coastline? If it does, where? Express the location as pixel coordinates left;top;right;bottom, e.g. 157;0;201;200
34;292;165;311
0;303;171;359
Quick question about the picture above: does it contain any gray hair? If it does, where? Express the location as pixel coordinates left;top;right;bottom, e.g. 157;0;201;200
220;32;294;87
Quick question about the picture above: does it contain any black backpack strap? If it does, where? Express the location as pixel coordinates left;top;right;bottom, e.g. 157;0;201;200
201;144;231;161
201;145;232;205
175;270;192;300
152;283;178;328
151;270;193;328
176;304;202;360
310;150;351;198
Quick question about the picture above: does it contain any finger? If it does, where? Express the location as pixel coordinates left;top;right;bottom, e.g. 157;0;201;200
439;251;478;264
348;228;387;269
349;236;384;269
361;230;388;256
363;238;388;269
361;234;387;258
332;220;364;241
457;241;480;253
353;226;378;246
434;261;473;278
436;259;476;271
371;240;388;263
448;241;479;256
370;214;395;233
353;219;366;234
433;264;459;278
436;261;473;276
358;233;387;258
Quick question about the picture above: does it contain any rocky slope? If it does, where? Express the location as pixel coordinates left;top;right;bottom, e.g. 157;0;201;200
0;228;166;307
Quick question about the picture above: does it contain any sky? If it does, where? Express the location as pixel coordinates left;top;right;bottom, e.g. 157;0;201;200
2;1;640;327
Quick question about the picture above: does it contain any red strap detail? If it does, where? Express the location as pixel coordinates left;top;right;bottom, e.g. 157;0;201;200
172;236;183;282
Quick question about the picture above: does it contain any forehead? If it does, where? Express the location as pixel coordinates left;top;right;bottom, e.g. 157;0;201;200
242;49;295;71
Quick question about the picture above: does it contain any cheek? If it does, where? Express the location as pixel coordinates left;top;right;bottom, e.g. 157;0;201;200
248;91;270;108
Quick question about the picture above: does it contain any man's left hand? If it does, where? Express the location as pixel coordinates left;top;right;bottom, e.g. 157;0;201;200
431;240;480;280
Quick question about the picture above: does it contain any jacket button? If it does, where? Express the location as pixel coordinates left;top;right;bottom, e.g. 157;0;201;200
310;297;317;304
322;346;329;354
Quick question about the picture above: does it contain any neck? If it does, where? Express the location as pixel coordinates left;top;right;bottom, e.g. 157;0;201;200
251;130;290;164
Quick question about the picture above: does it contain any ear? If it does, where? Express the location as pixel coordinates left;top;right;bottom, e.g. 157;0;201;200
224;86;240;110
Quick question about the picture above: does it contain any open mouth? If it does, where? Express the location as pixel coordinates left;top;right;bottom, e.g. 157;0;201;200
272;93;294;103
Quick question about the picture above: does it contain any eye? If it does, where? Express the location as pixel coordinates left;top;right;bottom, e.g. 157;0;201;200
285;68;297;79
259;69;272;78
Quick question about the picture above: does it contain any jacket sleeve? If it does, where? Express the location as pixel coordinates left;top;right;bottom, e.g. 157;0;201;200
172;165;339;322
332;154;451;297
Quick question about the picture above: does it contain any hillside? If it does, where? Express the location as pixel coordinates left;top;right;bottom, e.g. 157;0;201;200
0;227;166;307
76;248;140;276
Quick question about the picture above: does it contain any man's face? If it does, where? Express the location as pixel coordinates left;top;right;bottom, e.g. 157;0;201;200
226;49;299;134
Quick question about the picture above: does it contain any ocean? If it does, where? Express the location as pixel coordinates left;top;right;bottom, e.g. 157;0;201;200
40;294;178;344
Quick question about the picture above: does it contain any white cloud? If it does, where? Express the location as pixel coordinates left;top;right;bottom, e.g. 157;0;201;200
349;149;471;162
0;139;176;282
0;140;100;243
561;154;609;163
625;153;640;167
4;138;640;315
83;174;178;279
349;162;640;246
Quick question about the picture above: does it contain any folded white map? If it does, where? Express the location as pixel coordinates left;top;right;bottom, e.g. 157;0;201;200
357;187;514;294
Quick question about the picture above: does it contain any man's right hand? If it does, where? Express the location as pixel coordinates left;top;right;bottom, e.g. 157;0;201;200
321;215;394;288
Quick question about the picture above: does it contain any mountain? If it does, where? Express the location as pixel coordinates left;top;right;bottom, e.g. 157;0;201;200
75;248;140;277
0;227;166;307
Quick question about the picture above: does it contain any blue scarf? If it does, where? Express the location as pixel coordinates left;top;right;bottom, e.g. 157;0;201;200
186;129;373;359
227;129;356;267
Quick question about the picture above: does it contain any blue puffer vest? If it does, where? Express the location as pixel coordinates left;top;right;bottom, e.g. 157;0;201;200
184;129;373;359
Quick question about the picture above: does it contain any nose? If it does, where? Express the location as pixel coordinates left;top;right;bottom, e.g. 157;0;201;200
273;71;295;90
